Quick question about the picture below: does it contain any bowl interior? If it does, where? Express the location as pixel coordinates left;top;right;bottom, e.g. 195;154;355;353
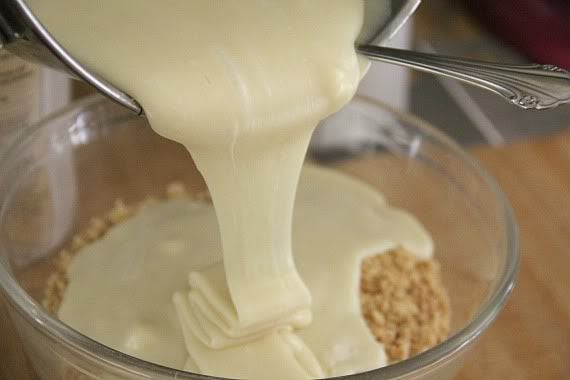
0;95;515;379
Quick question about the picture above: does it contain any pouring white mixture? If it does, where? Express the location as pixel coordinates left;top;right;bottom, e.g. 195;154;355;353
30;1;433;378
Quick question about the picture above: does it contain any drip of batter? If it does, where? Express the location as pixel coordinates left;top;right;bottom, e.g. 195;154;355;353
27;1;432;378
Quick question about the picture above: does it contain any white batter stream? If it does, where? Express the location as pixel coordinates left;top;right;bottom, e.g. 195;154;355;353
29;1;433;378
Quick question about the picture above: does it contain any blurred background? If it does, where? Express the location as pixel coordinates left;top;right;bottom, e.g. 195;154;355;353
407;0;569;146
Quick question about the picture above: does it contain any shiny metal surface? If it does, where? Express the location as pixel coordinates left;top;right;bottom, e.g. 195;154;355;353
0;0;421;116
0;0;143;115
361;0;421;45
0;0;421;115
2;0;568;115
357;45;570;110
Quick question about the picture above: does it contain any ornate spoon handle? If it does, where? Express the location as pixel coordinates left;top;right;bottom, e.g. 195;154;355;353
358;45;570;110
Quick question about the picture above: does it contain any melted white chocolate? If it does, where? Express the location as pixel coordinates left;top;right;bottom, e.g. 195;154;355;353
60;166;433;378
26;1;430;378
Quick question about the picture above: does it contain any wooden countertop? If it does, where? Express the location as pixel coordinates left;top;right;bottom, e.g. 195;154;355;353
1;132;569;379
457;131;570;380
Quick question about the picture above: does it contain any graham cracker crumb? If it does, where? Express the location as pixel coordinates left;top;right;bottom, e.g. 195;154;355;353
361;248;451;363
194;190;212;203
106;199;132;224
166;181;189;199
43;182;451;366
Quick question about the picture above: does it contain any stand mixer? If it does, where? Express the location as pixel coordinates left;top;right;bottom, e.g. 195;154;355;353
0;0;568;115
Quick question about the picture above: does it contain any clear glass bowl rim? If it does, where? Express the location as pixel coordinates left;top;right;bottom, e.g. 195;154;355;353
0;95;519;379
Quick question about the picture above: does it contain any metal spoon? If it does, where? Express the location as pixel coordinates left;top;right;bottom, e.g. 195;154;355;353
358;1;570;111
1;0;568;114
358;45;570;110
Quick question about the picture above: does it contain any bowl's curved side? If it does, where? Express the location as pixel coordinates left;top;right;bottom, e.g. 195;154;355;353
0;95;519;380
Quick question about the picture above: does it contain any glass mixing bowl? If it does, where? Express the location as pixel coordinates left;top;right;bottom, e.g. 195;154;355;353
0;95;518;380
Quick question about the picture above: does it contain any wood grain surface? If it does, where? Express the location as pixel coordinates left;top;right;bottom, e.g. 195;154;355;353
1;132;569;380
457;132;570;380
